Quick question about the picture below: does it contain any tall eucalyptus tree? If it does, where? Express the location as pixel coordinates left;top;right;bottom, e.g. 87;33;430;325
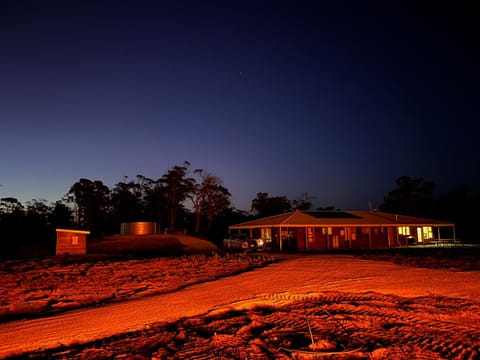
67;178;110;235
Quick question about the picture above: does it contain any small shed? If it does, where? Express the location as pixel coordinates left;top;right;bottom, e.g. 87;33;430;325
55;228;90;255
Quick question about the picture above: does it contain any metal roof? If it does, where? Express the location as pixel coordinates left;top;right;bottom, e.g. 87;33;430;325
56;228;91;234
229;210;454;229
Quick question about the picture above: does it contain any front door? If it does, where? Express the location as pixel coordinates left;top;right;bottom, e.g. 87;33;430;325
332;235;339;248
416;227;423;243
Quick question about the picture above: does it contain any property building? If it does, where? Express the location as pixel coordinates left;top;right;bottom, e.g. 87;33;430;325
120;222;158;235
55;228;90;255
229;210;455;251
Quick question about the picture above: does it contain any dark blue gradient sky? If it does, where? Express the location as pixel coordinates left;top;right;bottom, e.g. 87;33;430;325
1;1;478;211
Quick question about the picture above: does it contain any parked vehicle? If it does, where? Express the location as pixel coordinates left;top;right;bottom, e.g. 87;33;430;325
252;238;264;251
223;234;260;252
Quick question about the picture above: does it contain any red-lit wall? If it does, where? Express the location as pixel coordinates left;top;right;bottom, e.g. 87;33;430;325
56;231;87;255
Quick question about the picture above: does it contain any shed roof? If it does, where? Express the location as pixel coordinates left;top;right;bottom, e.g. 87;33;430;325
229;210;454;229
56;228;91;234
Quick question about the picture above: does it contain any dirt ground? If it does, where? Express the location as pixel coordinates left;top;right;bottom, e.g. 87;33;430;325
28;291;477;360
1;249;480;359
0;253;272;323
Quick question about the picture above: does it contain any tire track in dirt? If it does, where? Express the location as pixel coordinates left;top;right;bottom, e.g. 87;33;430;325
11;291;480;359
3;255;480;359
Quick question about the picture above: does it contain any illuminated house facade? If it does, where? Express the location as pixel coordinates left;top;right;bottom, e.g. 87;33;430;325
229;210;456;251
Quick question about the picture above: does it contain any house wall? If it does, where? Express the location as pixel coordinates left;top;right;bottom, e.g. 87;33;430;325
306;227;327;250
297;227;306;250
267;228;281;251
369;227;388;248
351;227;366;248
387;227;396;247
56;230;88;255
281;228;298;251
300;226;365;250
314;229;328;250
255;225;446;252
331;227;344;248
296;226;398;250
239;222;453;252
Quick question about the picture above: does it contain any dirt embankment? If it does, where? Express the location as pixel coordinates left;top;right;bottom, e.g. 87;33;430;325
0;253;274;323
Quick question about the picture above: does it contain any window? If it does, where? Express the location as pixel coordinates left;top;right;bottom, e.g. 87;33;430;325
321;227;332;235
398;226;410;235
261;228;271;240
423;226;433;240
347;227;357;240
71;235;79;245
307;227;314;243
333;235;339;248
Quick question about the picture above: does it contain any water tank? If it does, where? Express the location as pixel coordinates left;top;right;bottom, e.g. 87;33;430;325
120;222;158;235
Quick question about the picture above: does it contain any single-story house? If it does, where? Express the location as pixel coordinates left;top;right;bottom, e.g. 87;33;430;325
229;210;456;251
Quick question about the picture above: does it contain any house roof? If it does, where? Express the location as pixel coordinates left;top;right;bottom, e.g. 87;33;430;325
229;210;454;229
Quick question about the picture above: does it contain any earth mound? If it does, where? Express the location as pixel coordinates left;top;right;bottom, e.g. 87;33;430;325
87;234;218;256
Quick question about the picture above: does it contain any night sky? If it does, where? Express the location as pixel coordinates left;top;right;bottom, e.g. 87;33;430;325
1;1;478;211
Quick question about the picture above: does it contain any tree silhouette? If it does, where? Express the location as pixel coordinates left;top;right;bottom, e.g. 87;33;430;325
251;192;292;217
50;201;74;228
380;176;435;217
291;192;313;210
191;170;231;233
0;198;71;257
0;197;24;213
160;162;195;231
0;197;25;256
111;177;143;223
67;178;110;235
433;186;478;241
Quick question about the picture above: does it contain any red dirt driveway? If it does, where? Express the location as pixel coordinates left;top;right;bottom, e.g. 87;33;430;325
1;255;480;358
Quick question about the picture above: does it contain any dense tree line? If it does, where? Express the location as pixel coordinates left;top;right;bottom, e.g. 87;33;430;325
0;198;74;259
1;172;478;259
0;162;238;258
65;162;234;238
380;176;478;242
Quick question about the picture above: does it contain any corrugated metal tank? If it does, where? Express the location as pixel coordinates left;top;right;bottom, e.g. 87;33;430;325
120;222;158;235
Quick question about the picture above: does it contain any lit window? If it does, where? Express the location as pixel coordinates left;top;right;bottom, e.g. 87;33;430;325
423;226;433;239
72;236;79;245
398;226;410;235
333;235;339;248
307;227;314;242
261;228;271;240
